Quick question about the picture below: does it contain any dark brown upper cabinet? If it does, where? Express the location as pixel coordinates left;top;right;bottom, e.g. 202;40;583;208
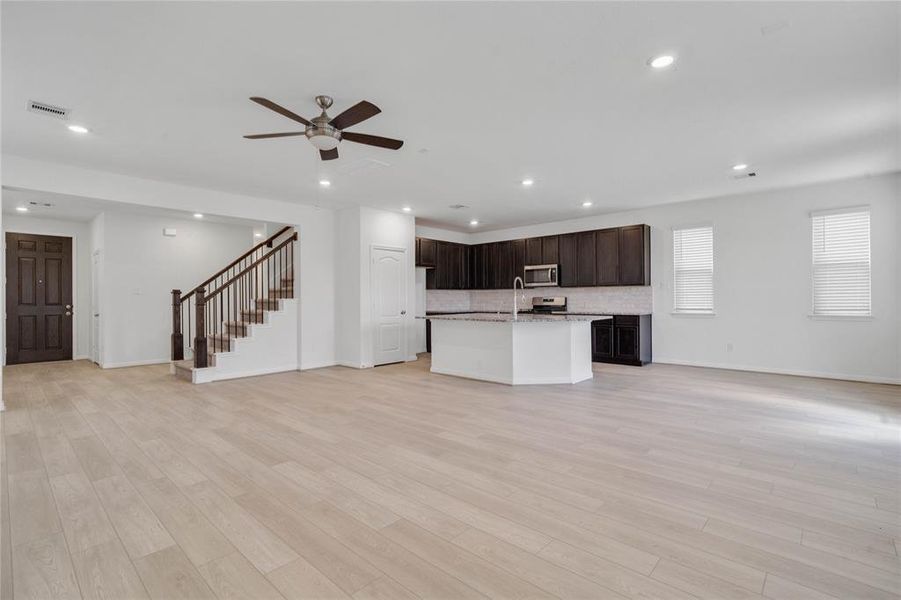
513;239;526;282
559;231;597;287
558;233;577;287
595;228;619;285
416;237;437;267
525;235;558;265
418;225;648;290
617;225;650;285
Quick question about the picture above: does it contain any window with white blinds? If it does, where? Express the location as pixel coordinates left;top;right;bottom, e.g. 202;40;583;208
811;208;871;316
673;225;714;313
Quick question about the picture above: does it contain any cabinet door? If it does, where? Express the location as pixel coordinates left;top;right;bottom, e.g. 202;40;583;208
614;325;640;361
448;244;460;289
525;237;543;265
415;238;421;266
595;228;619;285
541;235;559;264
575;231;597;286
618;225;649;285
485;243;499;289
513;239;526;282
419;238;437;267
461;244;471;289
558;233;578;287
495;241;514;289
591;320;614;361
435;242;451;289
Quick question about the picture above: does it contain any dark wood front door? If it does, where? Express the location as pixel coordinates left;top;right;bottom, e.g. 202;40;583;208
5;232;73;364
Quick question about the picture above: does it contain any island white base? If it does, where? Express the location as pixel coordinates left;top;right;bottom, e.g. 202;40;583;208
430;319;593;385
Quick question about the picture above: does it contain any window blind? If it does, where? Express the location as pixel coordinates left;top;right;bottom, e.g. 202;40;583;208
673;226;713;312
811;209;871;316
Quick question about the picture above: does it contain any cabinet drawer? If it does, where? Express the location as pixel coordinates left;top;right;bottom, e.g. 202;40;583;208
614;315;639;327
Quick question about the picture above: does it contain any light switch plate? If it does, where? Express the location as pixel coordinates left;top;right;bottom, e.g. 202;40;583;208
163;228;177;237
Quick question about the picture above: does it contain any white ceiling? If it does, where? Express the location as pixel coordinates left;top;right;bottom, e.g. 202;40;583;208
1;187;274;231
2;2;898;232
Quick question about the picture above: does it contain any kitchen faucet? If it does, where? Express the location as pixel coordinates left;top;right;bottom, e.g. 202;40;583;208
513;276;526;320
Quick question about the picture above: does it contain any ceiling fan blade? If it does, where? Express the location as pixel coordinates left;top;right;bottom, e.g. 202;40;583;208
243;132;306;139
250;97;312;126
341;131;404;150
320;148;339;160
329;101;381;130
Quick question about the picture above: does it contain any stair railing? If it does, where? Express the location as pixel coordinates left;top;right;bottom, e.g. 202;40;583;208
171;227;296;367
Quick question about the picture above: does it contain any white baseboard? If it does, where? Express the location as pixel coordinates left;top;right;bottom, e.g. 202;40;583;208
101;358;170;369
337;360;365;369
299;360;338;371
653;357;901;385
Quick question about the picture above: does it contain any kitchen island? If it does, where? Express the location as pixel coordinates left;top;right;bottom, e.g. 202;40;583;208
425;313;607;385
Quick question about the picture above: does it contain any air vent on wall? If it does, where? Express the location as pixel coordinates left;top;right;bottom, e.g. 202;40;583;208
27;100;70;120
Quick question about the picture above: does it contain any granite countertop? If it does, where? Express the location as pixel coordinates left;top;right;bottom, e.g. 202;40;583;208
420;312;607;323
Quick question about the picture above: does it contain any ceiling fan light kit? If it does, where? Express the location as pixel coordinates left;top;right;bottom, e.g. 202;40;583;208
245;94;403;161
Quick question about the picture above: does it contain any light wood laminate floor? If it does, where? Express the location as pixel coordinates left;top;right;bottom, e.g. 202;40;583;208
1;358;899;599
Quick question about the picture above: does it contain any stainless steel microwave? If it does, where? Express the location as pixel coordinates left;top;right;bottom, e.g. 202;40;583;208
523;264;558;287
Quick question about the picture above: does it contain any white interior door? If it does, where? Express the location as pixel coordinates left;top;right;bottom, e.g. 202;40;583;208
91;250;102;364
372;246;406;366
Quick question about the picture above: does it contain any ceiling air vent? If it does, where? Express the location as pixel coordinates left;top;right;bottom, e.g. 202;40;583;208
448;204;469;210
733;171;758;180
27;100;70;120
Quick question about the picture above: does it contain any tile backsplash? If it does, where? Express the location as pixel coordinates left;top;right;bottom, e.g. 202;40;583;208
427;286;653;314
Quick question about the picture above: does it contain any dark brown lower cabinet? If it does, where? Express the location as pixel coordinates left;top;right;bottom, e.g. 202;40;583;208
591;315;651;366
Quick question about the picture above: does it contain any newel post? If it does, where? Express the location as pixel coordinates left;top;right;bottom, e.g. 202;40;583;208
171;289;184;361
194;287;209;368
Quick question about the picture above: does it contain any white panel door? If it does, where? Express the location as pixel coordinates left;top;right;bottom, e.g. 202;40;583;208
372;247;406;366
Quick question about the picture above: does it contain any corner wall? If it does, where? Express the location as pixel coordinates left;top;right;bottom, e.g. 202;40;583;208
336;206;416;368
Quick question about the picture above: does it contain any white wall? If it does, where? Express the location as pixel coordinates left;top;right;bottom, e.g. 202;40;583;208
335;206;416;368
2;215;93;361
359;207;417;367
335;207;362;367
98;212;253;367
2;154;338;371
418;173;901;384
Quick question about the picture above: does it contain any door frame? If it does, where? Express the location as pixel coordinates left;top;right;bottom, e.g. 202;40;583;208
369;244;408;367
91;249;102;365
4;229;79;366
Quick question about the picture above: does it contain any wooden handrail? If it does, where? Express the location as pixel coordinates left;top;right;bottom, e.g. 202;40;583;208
180;225;293;303
204;232;297;303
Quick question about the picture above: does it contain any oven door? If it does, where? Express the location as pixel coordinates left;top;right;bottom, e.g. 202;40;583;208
524;264;558;287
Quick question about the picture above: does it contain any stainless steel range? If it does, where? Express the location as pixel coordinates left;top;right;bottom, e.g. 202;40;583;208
530;296;567;313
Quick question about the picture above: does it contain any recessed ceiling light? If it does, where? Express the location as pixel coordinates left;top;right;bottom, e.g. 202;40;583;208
648;55;675;69
582;201;593;208
402;206;412;212
732;163;748;171
193;213;203;219
521;179;534;187
67;124;89;134
319;179;331;187
469;219;479;226
16;206;28;212
254;232;263;238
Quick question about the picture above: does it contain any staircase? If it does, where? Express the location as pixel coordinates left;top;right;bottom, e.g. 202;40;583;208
170;227;298;384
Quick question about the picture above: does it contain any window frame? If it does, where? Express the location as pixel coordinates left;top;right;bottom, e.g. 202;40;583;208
671;223;715;316
809;206;872;319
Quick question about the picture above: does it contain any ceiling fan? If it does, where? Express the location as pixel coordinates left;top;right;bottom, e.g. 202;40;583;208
243;95;403;161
